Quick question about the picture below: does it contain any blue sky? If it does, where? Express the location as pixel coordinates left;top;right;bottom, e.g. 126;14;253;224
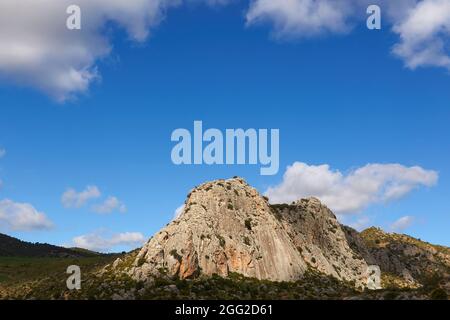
0;1;449;251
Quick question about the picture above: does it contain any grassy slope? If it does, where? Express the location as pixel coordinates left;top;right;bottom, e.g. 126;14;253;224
0;256;117;299
0;255;447;300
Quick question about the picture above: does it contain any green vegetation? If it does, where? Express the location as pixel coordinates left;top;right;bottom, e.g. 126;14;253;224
270;204;292;211
137;257;146;267
0;254;448;300
430;288;448;300
216;235;226;248
134;270;359;300
0;256;113;286
270;204;289;221
383;291;400;300
244;218;252;231
0;256;116;299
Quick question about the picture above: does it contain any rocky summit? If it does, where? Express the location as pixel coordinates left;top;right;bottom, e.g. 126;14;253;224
122;178;371;288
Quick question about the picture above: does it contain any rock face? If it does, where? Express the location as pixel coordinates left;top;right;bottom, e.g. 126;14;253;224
126;178;370;287
272;199;369;285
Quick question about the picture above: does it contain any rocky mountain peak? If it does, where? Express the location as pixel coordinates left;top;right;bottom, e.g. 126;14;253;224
178;177;266;222
123;177;370;288
129;177;308;282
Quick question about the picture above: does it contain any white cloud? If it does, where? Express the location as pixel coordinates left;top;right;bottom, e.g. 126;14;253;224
0;199;53;231
0;0;179;101
390;215;414;232
244;0;419;39
246;0;355;38
245;0;450;72
173;204;185;220
1;0;449;99
92;196;127;214
265;162;438;214
392;0;450;70
61;185;101;208
0;0;242;100
71;231;145;252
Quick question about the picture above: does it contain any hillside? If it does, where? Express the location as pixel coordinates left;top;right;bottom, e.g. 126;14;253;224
0;233;100;258
359;227;450;291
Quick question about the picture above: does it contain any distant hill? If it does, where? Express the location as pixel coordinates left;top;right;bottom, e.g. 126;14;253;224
0;233;101;258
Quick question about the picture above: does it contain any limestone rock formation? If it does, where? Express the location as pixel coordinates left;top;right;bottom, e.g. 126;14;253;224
125;177;369;287
272;198;369;286
129;177;307;282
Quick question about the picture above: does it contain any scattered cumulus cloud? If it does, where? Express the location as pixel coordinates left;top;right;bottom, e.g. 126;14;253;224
265;162;438;214
246;0;450;71
246;0;355;38
392;0;450;70
0;0;180;101
1;0;449;99
71;231;145;252
390;215;414;232
244;0;413;38
62;185;127;215
92;196;127;214
0;199;53;231
61;185;101;208
0;0;240;101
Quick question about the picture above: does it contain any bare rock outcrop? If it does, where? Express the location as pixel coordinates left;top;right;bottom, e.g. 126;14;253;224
272;199;369;286
125;177;370;287
129;178;307;282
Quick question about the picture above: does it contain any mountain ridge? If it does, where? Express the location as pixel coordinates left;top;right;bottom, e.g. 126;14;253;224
112;177;449;293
